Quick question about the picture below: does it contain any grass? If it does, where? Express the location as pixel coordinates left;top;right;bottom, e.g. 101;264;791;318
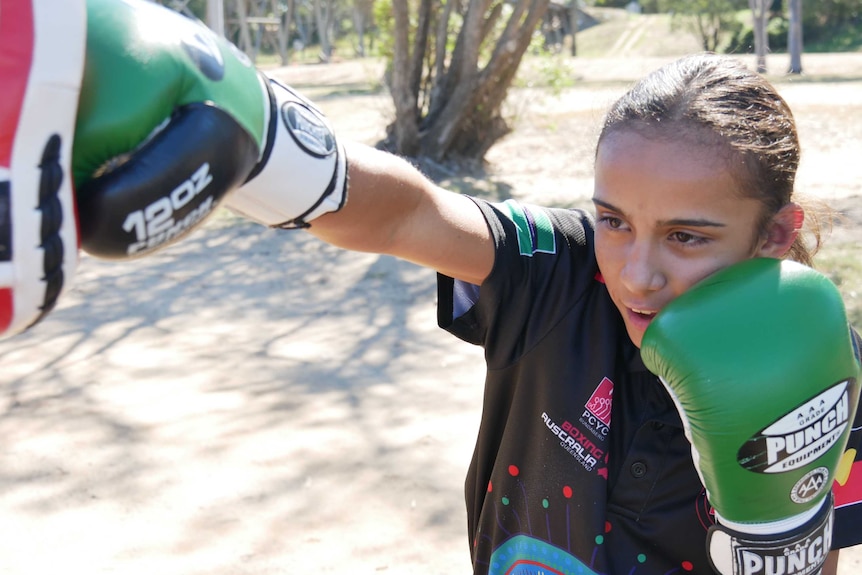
575;13;703;58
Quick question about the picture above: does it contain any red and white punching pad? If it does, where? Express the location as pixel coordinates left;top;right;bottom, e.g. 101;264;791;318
0;0;85;338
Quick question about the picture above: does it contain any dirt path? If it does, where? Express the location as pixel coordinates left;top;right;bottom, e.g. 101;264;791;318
0;55;860;574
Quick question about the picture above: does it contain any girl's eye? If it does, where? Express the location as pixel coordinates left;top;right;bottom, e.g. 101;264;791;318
670;231;707;245
598;215;624;229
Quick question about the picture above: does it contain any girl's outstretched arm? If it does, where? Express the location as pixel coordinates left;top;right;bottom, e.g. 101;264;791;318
310;142;495;286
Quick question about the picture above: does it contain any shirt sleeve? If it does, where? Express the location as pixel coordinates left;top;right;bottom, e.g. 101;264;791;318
832;328;862;549
437;197;599;367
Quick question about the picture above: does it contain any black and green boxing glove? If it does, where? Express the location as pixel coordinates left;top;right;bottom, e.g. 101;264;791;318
641;258;861;575
75;0;346;259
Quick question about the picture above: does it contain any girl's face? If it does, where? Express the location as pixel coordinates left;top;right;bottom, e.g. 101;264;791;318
593;131;781;348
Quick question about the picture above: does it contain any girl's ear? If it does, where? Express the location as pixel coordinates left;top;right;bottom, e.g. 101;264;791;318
757;202;804;258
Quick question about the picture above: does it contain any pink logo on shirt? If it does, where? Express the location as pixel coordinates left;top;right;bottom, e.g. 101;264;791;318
585;377;613;427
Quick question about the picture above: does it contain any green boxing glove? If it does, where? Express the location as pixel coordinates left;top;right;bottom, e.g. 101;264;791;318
75;0;346;259
641;258;861;575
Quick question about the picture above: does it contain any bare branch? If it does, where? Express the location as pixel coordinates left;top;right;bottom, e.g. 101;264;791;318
422;0;491;158
410;0;434;106
470;0;549;137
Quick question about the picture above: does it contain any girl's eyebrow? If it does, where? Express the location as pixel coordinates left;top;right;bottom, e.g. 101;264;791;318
661;217;726;228
591;198;726;228
592;198;622;213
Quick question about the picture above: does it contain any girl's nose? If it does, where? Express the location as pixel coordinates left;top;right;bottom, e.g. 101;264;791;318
620;242;666;295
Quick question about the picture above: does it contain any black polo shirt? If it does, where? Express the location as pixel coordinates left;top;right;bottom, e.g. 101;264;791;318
437;198;862;575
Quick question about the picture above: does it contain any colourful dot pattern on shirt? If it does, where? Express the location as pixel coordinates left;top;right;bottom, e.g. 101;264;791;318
483;460;699;575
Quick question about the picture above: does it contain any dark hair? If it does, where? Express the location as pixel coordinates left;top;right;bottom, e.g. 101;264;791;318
596;52;829;266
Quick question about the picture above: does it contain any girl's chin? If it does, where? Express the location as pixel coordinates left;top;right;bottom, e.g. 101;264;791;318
624;310;656;345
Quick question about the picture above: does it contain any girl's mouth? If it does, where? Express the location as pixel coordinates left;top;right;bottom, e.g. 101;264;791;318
625;307;658;333
630;308;657;319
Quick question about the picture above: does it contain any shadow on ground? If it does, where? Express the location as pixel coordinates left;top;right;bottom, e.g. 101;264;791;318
0;214;486;574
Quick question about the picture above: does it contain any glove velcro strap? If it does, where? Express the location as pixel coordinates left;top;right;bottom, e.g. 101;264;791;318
706;495;833;575
228;77;347;229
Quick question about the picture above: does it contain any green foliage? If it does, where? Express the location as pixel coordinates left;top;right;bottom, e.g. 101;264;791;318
534;57;577;95
517;37;577;96
372;0;471;76
804;21;862;52
659;0;747;14
659;0;747;51
724;14;789;53
655;0;862;50
370;0;537;105
801;0;862;49
154;0;207;19
638;0;664;13
592;0;664;12
802;0;862;29
716;0;862;54
592;0;630;6
372;0;395;62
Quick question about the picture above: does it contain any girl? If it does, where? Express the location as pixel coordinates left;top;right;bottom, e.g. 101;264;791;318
305;53;862;574
11;1;861;572
48;8;862;570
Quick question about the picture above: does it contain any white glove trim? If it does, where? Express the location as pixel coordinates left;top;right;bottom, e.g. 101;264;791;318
707;494;833;575
225;77;347;228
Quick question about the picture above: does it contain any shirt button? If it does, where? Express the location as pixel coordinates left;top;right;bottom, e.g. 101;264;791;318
630;461;647;478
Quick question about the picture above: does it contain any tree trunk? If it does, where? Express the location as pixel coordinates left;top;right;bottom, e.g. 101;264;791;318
235;0;254;56
569;1;579;57
252;1;263;61
313;0;333;62
391;0;420;156
750;0;769;73
456;0;549;157
421;0;490;161
426;0;457;125
207;0;225;36
297;7;311;49
273;0;291;65
787;0;803;74
352;1;367;57
384;0;550;164
410;0;433;107
423;0;483;131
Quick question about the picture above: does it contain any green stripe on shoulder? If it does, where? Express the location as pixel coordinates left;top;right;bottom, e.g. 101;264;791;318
499;199;557;256
531;205;556;253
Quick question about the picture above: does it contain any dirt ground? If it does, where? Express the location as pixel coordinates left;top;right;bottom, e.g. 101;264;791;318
0;54;860;574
